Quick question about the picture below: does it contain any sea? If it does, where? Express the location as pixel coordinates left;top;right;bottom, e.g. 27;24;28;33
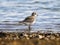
0;0;60;32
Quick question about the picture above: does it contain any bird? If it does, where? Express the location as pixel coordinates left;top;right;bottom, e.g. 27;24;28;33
19;12;38;32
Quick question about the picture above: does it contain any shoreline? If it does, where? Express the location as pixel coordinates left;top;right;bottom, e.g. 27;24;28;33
0;31;60;45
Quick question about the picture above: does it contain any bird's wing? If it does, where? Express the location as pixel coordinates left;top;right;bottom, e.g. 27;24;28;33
23;16;34;23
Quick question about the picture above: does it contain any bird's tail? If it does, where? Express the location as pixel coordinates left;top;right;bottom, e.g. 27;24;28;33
18;21;24;25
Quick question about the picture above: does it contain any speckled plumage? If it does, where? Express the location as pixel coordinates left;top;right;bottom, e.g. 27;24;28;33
19;12;37;25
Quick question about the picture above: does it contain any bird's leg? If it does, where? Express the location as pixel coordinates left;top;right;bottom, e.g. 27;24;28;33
28;25;31;33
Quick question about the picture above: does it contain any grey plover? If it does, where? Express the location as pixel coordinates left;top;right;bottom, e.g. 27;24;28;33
19;12;38;32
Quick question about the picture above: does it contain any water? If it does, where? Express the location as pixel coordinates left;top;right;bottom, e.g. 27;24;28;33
0;0;60;32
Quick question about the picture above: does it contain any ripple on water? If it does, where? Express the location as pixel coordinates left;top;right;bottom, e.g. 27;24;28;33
0;0;60;32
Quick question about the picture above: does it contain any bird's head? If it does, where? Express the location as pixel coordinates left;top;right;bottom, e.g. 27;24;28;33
31;12;38;16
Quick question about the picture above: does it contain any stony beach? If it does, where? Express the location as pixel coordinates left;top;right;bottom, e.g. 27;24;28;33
0;31;60;45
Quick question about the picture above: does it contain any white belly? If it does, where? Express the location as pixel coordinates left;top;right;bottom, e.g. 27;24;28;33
32;20;35;24
24;20;35;25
